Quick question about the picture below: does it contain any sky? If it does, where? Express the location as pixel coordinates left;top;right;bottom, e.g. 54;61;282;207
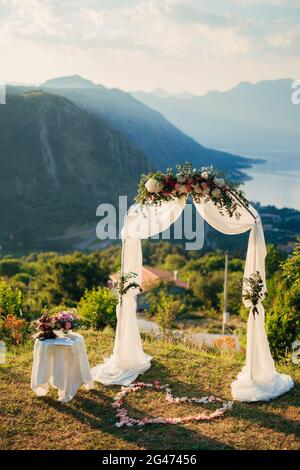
0;0;300;94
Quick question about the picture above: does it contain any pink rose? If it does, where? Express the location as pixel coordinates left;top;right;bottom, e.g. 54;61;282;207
64;321;72;330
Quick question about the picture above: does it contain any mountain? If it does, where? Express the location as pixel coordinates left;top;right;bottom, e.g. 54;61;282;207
151;88;193;99
41;76;255;179
132;79;300;154
43;74;100;90
0;91;152;251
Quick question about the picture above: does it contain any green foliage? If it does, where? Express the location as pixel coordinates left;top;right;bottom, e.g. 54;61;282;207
98;245;121;273
266;244;286;277
266;245;300;358
117;272;141;297
242;271;265;315
191;271;224;310
78;287;117;330
0;258;22;277
219;271;243;315
163;253;186;271
47;252;109;305
182;253;242;277
0;251;112;313
0;280;24;317
153;289;181;332
142;240;185;267
144;281;197;318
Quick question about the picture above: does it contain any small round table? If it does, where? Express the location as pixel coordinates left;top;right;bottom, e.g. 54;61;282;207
31;333;94;402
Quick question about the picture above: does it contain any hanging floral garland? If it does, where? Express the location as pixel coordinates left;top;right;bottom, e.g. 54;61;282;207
135;161;249;218
113;381;233;427
242;271;265;316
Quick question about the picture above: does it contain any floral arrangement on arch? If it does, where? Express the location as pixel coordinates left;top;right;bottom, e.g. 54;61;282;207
135;161;249;218
242;271;265;317
117;272;142;303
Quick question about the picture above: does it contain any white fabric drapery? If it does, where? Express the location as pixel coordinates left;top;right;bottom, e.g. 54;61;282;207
32;333;94;402
92;197;293;401
92;198;186;385
194;199;293;401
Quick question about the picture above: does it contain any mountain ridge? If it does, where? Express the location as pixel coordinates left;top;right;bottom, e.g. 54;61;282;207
40;75;255;179
131;78;299;154
0;90;152;251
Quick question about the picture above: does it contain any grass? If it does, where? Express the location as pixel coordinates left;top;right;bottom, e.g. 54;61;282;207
0;328;299;450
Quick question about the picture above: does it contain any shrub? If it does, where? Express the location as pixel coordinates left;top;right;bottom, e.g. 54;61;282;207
191;271;224;310
0;280;24;317
266;245;300;358
154;290;181;332
144;281;196;317
48;252;110;305
78;287;117;329
0;314;27;346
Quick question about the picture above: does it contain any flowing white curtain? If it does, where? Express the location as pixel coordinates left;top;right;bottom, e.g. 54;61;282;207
194;199;293;401
92;198;186;385
92;196;293;401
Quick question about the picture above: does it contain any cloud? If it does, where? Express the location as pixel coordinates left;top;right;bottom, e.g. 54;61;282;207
0;0;299;91
75;2;251;57
0;0;70;37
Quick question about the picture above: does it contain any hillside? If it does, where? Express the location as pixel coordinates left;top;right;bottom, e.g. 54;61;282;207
0;91;152;251
41;75;255;179
132;79;300;154
1;329;299;450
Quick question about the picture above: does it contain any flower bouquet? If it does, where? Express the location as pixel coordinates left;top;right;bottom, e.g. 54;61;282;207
35;313;57;340
135;161;249;219
52;310;79;336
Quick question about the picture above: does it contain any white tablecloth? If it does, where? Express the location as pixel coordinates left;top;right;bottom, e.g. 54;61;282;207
31;333;94;402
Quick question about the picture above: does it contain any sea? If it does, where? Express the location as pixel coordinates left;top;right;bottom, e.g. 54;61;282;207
239;151;300;210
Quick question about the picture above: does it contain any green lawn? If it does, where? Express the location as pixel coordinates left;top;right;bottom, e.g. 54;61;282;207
0;329;299;450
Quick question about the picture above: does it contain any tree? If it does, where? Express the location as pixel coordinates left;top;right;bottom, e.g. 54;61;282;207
265;244;286;277
39;252;110;306
266;244;300;358
78;287;117;329
0;280;24;317
218;271;243;315
0;258;21;277
163;253;186;271
154;289;181;332
191;271;224;310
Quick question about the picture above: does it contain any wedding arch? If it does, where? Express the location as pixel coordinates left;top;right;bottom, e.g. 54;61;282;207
92;163;293;402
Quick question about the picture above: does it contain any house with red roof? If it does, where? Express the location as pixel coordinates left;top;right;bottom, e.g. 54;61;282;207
109;265;188;293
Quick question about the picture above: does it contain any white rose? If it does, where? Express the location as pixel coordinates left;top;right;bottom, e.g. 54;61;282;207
145;177;163;193
202;188;211;195
213;177;225;187
211;188;221;198
201;171;210;180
